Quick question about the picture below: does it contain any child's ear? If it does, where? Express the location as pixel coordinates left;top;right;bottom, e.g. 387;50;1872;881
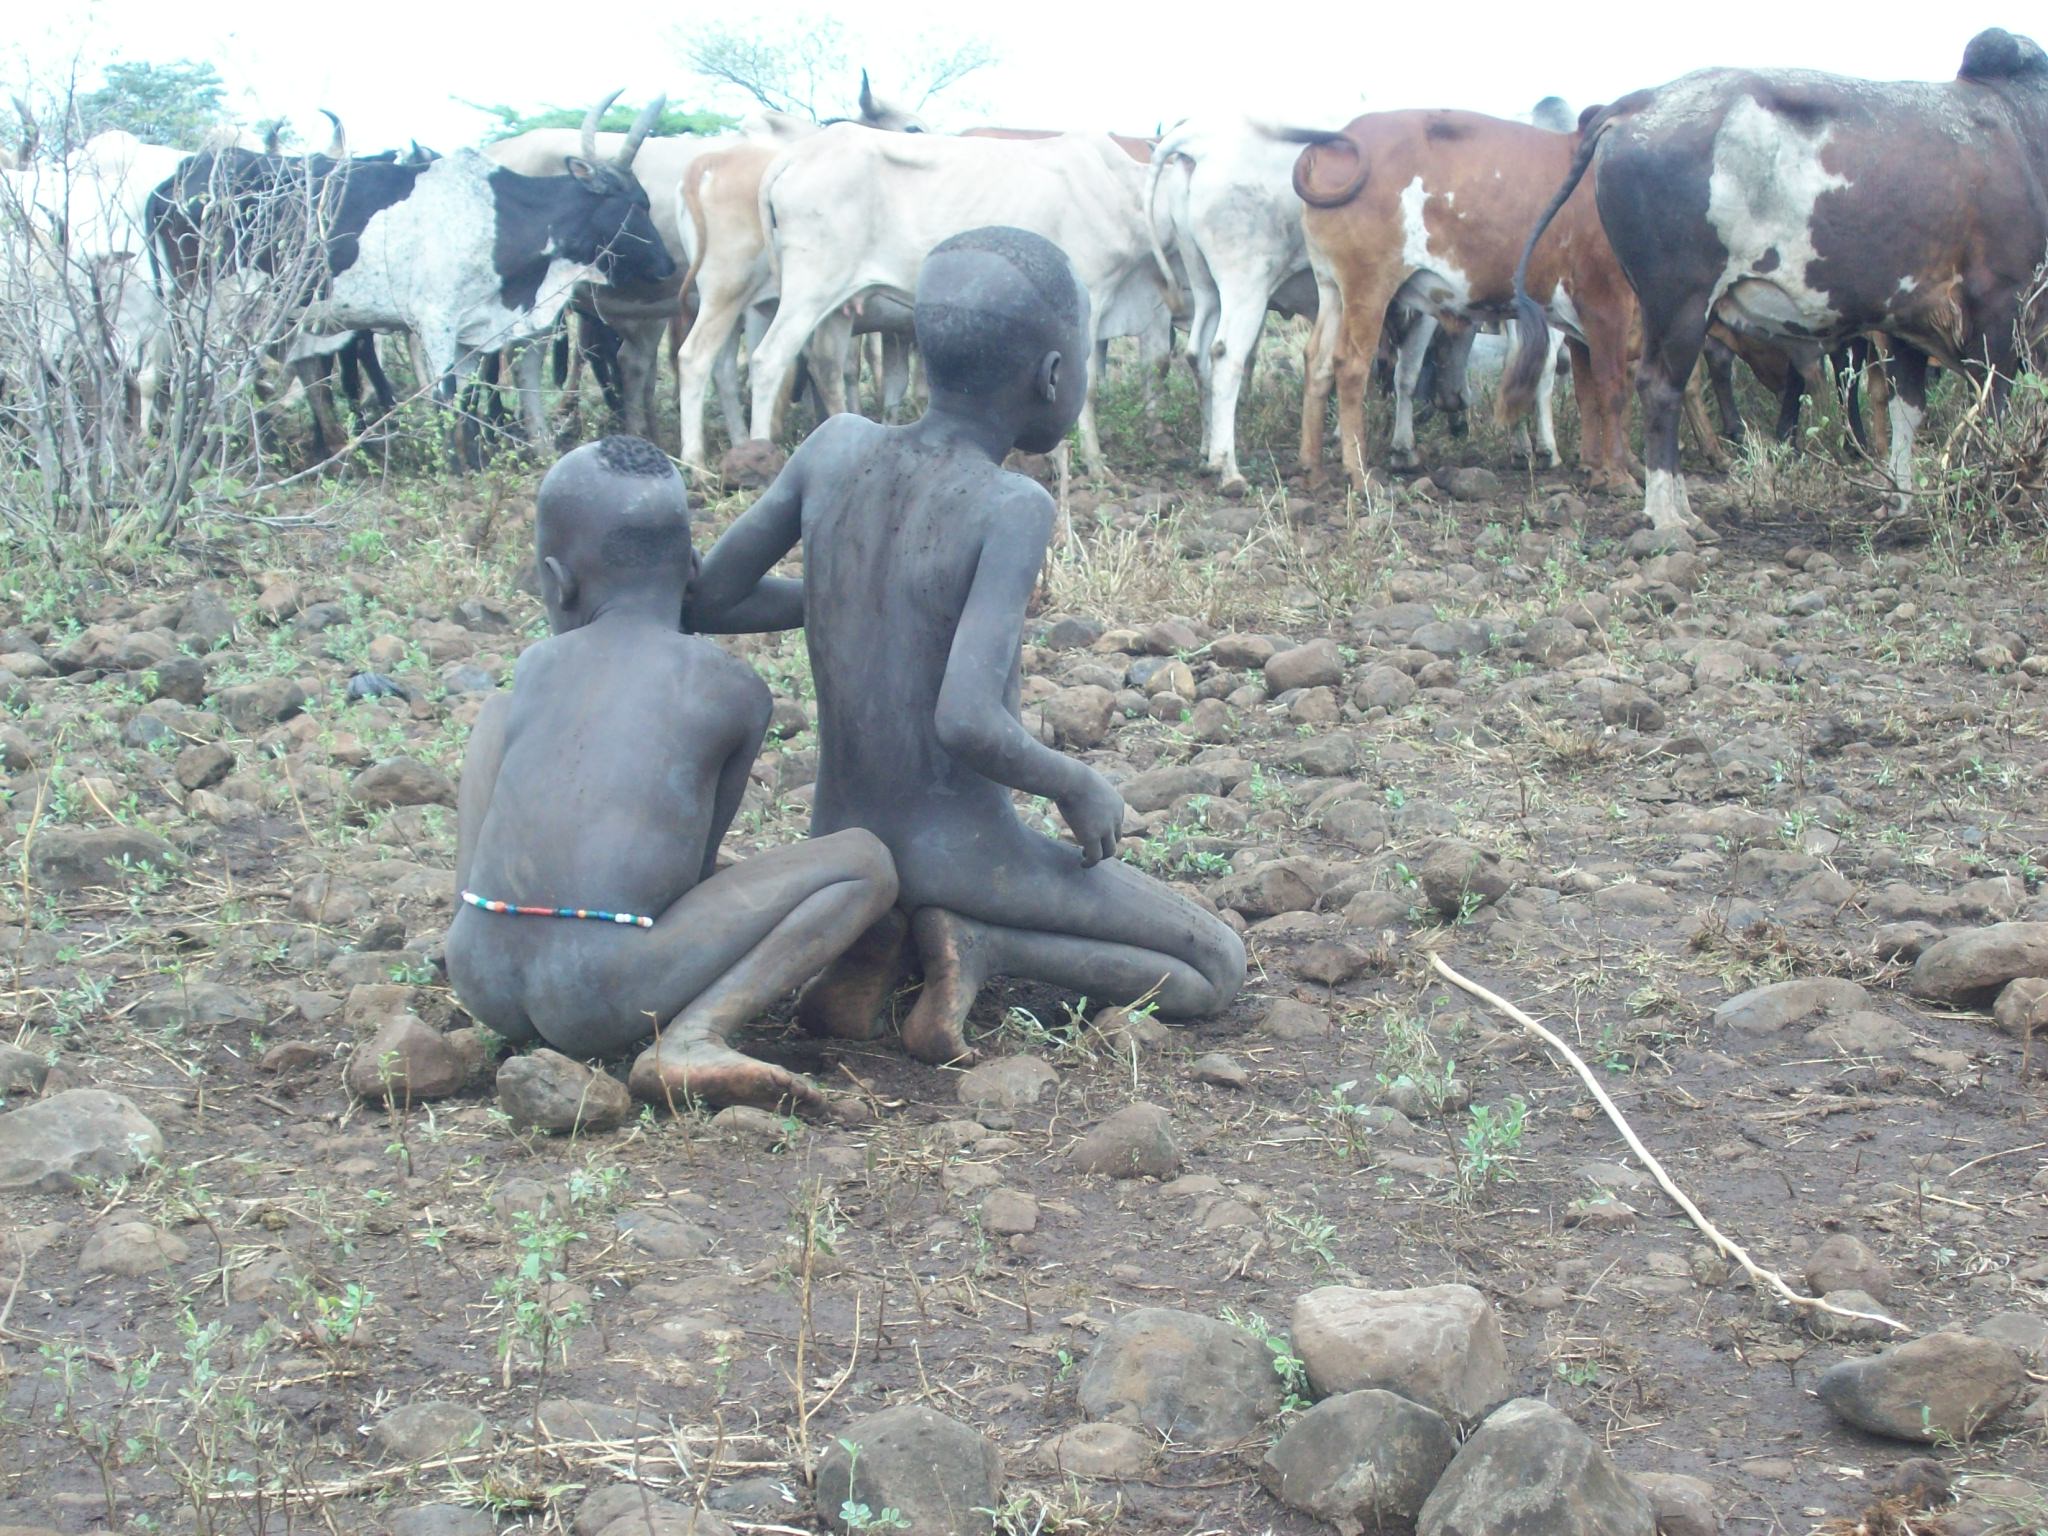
542;555;578;611
1035;350;1062;402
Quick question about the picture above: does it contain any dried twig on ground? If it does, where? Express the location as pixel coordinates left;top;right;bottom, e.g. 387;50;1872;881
1428;951;1910;1335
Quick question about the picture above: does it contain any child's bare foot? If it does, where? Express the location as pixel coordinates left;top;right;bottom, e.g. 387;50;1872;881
797;910;910;1041
628;1034;825;1114
901;907;988;1066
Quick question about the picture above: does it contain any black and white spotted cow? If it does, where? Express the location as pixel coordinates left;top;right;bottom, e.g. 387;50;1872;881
151;96;676;459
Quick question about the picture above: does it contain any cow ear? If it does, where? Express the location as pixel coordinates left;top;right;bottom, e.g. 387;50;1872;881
564;155;599;185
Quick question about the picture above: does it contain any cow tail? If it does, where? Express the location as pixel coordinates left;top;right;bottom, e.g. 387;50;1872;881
680;160;710;300
1143;119;1195;308
552;318;570;387
1500;109;1613;424
1291;133;1368;210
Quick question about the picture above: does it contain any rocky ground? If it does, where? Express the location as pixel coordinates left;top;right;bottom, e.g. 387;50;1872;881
0;389;2045;1536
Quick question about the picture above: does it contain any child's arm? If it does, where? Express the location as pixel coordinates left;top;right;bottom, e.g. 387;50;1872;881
454;693;513;893
933;483;1126;867
688;421;851;631
700;669;775;883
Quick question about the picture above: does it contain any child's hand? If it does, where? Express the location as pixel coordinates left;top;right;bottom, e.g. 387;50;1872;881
1057;770;1126;867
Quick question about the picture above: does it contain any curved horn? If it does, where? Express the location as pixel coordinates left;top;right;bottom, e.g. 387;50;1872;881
859;69;877;121
319;108;344;157
263;119;283;155
581;90;623;164
613;95;665;169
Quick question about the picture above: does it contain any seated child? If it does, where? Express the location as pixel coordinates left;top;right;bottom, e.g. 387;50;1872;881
688;227;1245;1065
445;435;898;1111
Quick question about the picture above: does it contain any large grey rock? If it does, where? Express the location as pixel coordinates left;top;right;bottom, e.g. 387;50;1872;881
1713;977;1866;1034
1070;1103;1181;1179
1209;857;1322;920
1293;1284;1509;1425
1039;685;1116;749
1078;1307;1282;1447
30;826;176;892
1261;1388;1456;1532
1993;977;2048;1038
0;1090;164;1191
957;1055;1057;1112
497;1051;632;1133
1911;923;2048;1004
1120;765;1223;813
1418;1398;1654;1536
215;676;306;731
814;1404;1002;1536
1815;1332;2024;1442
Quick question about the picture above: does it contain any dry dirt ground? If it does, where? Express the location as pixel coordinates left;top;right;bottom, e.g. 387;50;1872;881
1;378;2045;1536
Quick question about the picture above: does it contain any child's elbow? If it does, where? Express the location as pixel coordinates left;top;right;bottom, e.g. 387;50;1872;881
934;699;1000;763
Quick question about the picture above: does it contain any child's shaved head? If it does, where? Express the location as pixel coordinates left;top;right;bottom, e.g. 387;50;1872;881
915;227;1087;397
537;436;693;576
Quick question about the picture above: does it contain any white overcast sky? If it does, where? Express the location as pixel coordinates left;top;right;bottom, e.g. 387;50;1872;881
10;0;2025;152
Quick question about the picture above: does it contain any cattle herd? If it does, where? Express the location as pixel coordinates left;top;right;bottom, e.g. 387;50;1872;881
3;28;2045;536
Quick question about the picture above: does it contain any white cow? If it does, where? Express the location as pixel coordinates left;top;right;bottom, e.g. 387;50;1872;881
749;127;1169;471
1143;115;1317;494
0;130;187;432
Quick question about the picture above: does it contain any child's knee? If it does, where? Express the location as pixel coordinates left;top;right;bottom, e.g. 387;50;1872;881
1197;921;1247;1008
823;827;898;899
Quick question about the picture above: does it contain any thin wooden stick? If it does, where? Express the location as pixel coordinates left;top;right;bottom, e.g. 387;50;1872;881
1429;952;1908;1335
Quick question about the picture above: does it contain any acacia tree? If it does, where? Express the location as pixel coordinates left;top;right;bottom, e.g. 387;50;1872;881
461;99;736;144
77;60;230;149
676;17;995;122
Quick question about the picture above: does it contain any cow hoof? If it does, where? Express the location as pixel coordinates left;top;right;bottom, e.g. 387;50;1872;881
1387;449;1421;472
1217;473;1248;501
1587;470;1641;497
718;440;788;489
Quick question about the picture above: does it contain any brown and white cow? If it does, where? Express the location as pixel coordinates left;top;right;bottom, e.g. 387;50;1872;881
1285;109;1639;494
1508;27;2048;533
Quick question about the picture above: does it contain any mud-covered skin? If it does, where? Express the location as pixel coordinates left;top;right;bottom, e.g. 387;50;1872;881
444;438;897;1111
692;230;1245;1064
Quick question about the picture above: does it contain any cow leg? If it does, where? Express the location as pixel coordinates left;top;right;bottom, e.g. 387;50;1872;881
1298;268;1342;481
1580;299;1643;496
1636;304;1711;532
1881;342;1928;514
1773;364;1813;445
1387;310;1435;471
1434;322;1477;441
1530;325;1563;469
1332;276;1398;491
1701;336;1746;445
748;285;841;443
881;331;912;420
512;344;550;447
1681;367;1728;470
806;310;855;422
1205;286;1272;496
610;317;665;440
299;357;346;462
676;271;758;471
1077;332;1107;476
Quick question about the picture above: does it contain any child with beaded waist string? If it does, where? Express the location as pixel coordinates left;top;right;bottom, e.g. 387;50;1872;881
444;435;897;1112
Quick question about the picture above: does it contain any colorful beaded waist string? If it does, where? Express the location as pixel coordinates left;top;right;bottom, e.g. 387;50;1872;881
460;890;655;929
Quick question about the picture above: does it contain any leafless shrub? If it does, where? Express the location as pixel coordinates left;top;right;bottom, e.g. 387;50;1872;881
0;80;336;556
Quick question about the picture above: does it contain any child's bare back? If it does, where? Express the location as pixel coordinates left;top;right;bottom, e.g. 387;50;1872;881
691;229;1244;1065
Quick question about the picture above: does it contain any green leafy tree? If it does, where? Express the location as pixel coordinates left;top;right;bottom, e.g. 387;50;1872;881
676;16;994;122
462;99;736;144
77;60;230;149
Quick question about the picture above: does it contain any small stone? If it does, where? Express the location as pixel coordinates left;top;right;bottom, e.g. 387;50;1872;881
1815;1332;2024;1443
1417;839;1511;919
30;826;177;892
613;1209;715;1260
1040;1421;1153;1478
1806;1290;1896;1342
1992;977;2048;1038
0;1090;165;1192
79;1220;190;1276
1191;1053;1248;1089
1071;1103;1181;1179
0;1042;52;1100
1210;857;1322;920
1599;683;1666;732
709;1105;789;1146
1631;1473;1718;1536
814;1404;1003;1536
1264;638;1345;693
1911;923;2048;1005
1713;977;1866;1034
215;676;306;731
1258;998;1328;1040
957;1055;1057;1112
131;981;263;1034
981;1188;1038;1235
175;742;235;792
497;1051;633;1133
345;1017;471;1102
1418;1397;1654;1536
1078;1307;1282;1446
1040;685;1116;748
1972;1310;2048;1367
1293;1284;1510;1425
369;1400;494;1459
387;1504;496;1536
1261;1389;1457;1531
1804;1233;1892;1301
1353;665;1418;713
717;440;786;489
1441;466;1501;501
351;756;456;810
